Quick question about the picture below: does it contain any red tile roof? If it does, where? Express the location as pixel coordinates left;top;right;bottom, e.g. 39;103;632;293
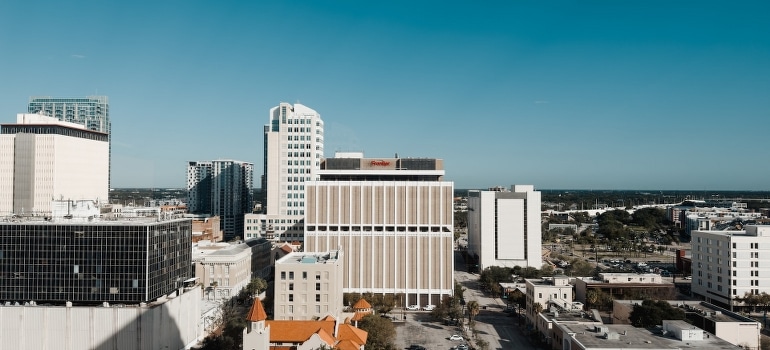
246;298;267;322
352;298;372;309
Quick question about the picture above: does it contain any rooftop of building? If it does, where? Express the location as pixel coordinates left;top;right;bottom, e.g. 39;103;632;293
193;238;269;260
276;250;343;265
576;273;670;285
0;215;189;226
614;300;760;324
558;323;741;350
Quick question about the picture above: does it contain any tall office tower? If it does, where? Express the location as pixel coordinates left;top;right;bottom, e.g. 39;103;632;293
466;185;543;271
0;113;109;215
691;225;770;310
244;103;324;242
304;153;454;306
28;96;111;187
187;160;254;240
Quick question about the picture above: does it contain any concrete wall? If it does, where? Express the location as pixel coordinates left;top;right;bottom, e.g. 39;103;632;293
0;287;201;350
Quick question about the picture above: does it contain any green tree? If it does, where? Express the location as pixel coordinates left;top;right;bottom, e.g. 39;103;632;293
358;314;397;350
629;299;685;327
475;338;490;350
243;277;268;299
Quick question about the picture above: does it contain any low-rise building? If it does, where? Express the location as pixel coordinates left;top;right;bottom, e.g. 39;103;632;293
554;321;741;350
273;250;344;320
574;273;676;307
525;276;573;327
193;238;271;300
612;300;761;349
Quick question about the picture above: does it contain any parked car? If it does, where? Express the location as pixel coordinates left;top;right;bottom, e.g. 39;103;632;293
406;305;420;311
409;345;426;350
456;344;469;350
423;304;436;311
449;334;464;341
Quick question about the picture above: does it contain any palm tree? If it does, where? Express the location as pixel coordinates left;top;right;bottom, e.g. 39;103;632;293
467;300;480;322
533;302;543;314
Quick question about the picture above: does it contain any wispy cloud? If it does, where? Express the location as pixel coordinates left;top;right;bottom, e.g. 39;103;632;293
71;54;86;59
534;100;550;104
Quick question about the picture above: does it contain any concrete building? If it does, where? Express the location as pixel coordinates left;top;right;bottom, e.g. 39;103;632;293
193;238;272;300
245;102;325;242
574;273;676;306
273;250;344;321
27;96;112;188
553;321;742;350
612;300;761;349
691;225;770;310
525;276;574;328
0;285;202;350
190;215;224;243
187;160;254;240
304;153;454;306
0;215;192;304
0;113;109;215
467;185;543;270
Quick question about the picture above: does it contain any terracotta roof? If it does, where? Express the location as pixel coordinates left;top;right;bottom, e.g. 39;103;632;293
352;298;372;309
315;327;336;347
319;315;336;322
337;324;368;345
246;298;267;322
279;244;293;254
266;320;335;343
336;339;360;350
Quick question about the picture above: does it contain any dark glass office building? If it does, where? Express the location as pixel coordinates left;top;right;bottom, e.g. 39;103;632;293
0;218;192;305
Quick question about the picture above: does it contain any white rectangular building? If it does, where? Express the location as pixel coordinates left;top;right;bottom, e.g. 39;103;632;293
692;225;770;310
0;113;109;215
467;185;542;270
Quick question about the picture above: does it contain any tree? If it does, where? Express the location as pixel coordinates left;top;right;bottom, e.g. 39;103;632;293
629;299;685;327
467;300;480;322
243;277;268;299
358;314;397;350
475;338;490;350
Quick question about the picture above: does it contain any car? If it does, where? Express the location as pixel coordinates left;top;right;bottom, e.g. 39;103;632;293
423;304;436;311
456;344;469;350
683;276;692;280
409;345;426;350
449;334;463;341
406;305;420;311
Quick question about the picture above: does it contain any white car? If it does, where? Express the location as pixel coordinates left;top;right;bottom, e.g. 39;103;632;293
422;304;436;311
456;344;469;350
406;305;420;311
449;334;463;341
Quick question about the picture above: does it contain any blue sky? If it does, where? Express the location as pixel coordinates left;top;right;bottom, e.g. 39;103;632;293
1;1;769;190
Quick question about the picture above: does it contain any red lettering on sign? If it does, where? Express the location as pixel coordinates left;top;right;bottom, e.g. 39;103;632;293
370;160;391;166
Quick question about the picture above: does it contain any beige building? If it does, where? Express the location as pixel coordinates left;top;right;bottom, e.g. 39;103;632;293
304;153;454;306
553;322;742;350
273;250;344;320
194;238;272;300
190;215;223;243
525;276;574;328
0;113;109;215
574;273;675;306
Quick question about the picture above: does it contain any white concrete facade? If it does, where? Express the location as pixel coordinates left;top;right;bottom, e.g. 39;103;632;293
273;251;344;320
256;103;324;242
525;276;573;328
0;286;202;350
467;185;542;270
0;113;109;216
187;160;254;239
692;225;770;309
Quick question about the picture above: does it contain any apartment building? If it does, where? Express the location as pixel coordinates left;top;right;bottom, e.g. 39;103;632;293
193;238;271;300
525;276;573;327
273;250;344;320
245;103;324;242
692;225;770;310
187;160;254;240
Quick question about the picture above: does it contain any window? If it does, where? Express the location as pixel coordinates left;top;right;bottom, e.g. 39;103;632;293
316;294;321;302
289;283;294;291
316;283;321;291
281;272;286;280
316;273;321;280
289;294;294;302
288;305;293;313
289;272;294;280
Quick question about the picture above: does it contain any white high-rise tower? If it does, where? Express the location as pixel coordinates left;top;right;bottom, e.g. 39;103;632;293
244;103;324;242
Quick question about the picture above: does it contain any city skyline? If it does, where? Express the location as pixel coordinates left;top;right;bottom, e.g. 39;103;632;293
1;1;769;191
